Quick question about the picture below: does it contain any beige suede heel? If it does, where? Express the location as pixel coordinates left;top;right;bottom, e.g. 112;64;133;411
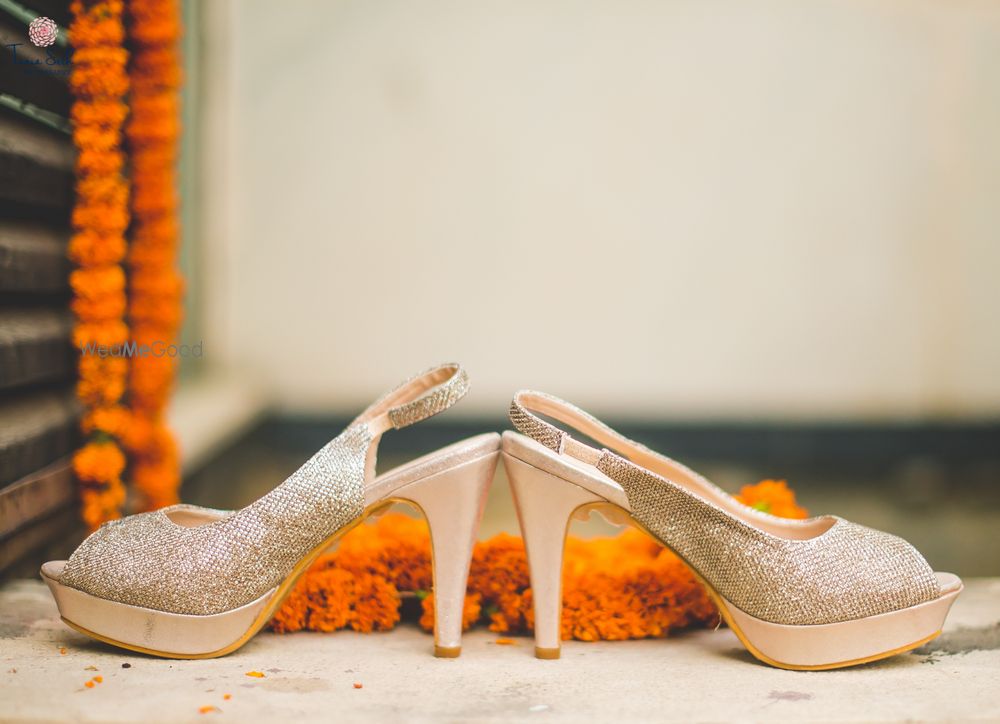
41;364;499;659
503;391;962;670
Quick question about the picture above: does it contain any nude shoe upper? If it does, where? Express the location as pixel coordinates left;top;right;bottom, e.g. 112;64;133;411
58;364;470;615
508;390;941;626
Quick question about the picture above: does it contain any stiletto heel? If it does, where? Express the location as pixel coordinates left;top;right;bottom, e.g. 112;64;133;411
40;364;501;659
396;450;498;657
503;390;962;670
504;452;604;659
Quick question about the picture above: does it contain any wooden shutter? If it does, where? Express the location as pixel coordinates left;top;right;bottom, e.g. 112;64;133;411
0;0;83;574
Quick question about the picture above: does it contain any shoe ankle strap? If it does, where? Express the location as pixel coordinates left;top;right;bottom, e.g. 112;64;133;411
508;390;639;466
361;363;470;434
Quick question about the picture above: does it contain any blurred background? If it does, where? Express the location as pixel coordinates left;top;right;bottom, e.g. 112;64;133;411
2;0;999;576
192;0;1000;419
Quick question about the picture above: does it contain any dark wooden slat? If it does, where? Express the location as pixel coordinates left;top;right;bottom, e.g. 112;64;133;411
0;388;78;487
0;308;73;390
0;105;74;216
0;14;71;118
0;221;69;292
17;0;72;28
0;457;73;538
0;505;80;573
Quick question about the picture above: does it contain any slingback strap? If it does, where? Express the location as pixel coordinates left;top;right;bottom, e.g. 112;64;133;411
509;389;943;628
389;363;469;428
508;390;643;467
510;390;706;494
360;363;470;434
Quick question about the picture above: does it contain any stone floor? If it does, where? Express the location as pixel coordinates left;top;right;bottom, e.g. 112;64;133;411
1;577;998;723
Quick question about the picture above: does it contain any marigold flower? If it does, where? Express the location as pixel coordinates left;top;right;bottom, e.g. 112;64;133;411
73;125;126;154
71;100;128;126
131;458;180;510
71;292;127;322
122;0;184;515
70;265;125;298
68;0;125;47
71;203;129;235
72;321;129;351
82;406;131;437
73;441;126;482
76;149;125;176
736;479;808;519
272;478;807;642
69;230;127;267
69;0;136;529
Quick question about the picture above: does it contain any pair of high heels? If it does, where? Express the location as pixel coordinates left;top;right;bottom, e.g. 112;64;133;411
42;363;961;670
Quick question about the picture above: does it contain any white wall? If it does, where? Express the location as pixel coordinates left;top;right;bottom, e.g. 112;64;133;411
197;0;1000;420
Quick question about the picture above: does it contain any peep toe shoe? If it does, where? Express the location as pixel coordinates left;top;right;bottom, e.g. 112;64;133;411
42;364;500;659
502;390;962;670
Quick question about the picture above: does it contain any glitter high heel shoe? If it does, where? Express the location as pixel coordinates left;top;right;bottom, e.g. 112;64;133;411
502;390;962;670
41;364;499;659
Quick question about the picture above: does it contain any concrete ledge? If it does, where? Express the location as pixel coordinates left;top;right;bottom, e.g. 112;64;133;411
167;369;269;474
1;578;997;722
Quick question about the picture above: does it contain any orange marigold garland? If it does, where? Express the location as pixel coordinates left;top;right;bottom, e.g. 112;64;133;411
68;0;131;530
271;480;809;642
123;0;184;511
735;478;807;519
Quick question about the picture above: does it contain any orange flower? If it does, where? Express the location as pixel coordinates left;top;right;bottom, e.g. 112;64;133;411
351;573;401;633
70;291;127;322
72;320;129;351
271;477;808;642
71;99;128;126
75;173;127;201
70;265;125;300
335;512;433;592
736;479;808;519
82;406;131;437
73;125;126;154
124;0;184;515
71;46;128;68
70;65;129;98
69;0;132;529
76;148;125;176
68;0;125;47
73;441;126;483
71;203;129;235
69;230;127;267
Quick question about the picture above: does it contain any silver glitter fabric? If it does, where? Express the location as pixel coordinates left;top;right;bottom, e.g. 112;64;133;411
510;395;941;626
508;398;565;452
509;390;650;458
60;364;470;616
389;367;469;429
597;452;939;625
61;425;371;615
